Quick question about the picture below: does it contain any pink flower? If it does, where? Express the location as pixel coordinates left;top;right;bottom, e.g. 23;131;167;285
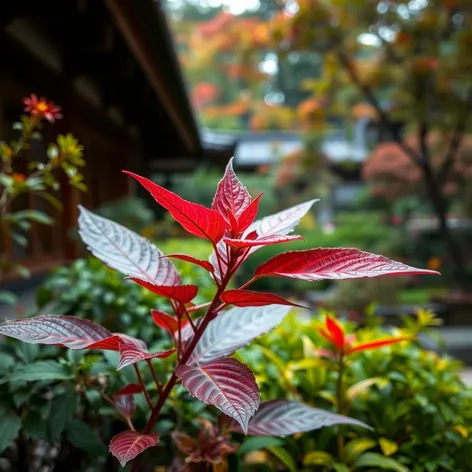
23;94;62;123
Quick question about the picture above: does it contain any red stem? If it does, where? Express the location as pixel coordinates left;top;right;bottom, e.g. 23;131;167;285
146;359;162;394
142;257;235;436
133;364;153;409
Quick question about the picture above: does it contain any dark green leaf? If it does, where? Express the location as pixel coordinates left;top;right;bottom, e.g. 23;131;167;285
48;390;78;440
67;349;84;365
65;419;107;455
11;210;54;225
354;452;410;471
35;287;54;309
23;411;48;440
267;446;297;472
239;437;284;455
8;361;74;382
0;291;17;306
15;342;39;364
13;391;30;408
0;352;15;374
11;232;28;247
0;413;21;454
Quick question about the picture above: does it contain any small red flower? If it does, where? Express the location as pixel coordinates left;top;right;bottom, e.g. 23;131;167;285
12;173;25;183
23;94;62;123
316;315;412;356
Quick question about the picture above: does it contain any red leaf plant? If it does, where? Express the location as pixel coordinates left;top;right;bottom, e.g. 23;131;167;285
316;314;413;356
0;158;439;469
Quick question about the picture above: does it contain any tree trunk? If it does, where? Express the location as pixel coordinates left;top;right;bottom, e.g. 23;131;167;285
422;162;468;289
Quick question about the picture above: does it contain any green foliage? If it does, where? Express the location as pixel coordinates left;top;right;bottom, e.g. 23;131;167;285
236;311;472;472
0;97;86;280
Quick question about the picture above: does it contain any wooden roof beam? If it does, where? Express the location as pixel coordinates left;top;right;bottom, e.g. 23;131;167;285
105;0;200;154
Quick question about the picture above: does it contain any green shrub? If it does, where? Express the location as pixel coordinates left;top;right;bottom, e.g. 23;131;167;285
235;311;472;472
1;240;219;471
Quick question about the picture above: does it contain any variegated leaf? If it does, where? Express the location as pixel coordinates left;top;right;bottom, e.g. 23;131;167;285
212;157;252;220
0;315;112;350
187;305;292;366
109;431;159;467
78;206;180;286
177;358;259;434
246;199;318;239
117;341;175;370
232;400;371;437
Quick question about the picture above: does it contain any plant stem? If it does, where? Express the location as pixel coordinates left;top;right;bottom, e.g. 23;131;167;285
133;364;153;409
187;301;211;313
146;359;162;394
130;252;235;472
143;284;227;434
336;354;345;456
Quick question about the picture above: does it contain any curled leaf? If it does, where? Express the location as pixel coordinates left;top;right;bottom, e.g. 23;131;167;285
109;430;159;467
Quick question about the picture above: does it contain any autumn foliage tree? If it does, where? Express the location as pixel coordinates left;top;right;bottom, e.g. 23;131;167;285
267;0;472;285
167;0;472;284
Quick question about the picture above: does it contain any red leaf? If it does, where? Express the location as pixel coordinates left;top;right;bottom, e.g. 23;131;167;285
164;254;214;272
212;158;252;220
117;341;175;370
230;400;371;437
87;335;122;351
221;289;305;308
109;431;159;467
316;327;334;345
325;316;345;350
237;193;262;234
114;384;143;396
151;309;189;338
125;171;226;243
227;209;240;235
224;234;303;249
255;248;440;281
0;315;113;350
116;334;148;351
114;394;135;419
129;278;198;304
176;358;260;434
347;336;412;354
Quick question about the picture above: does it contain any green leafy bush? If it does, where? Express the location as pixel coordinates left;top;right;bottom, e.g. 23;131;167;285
235;311;472;472
1;239;218;470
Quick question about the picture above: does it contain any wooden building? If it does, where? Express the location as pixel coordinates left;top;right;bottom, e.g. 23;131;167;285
0;0;235;283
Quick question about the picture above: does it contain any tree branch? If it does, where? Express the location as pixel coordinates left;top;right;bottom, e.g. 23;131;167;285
336;49;422;166
437;90;472;185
